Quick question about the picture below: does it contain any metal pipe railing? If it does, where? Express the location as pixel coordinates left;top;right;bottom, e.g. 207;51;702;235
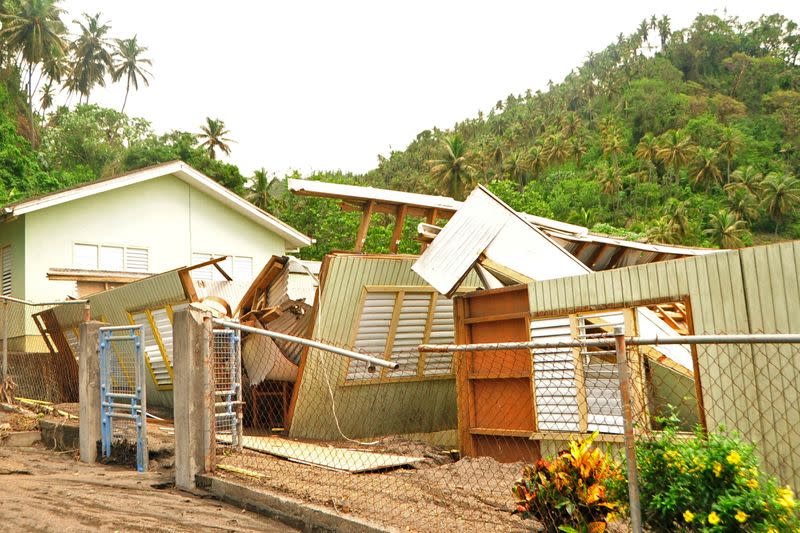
418;333;800;353
211;318;399;370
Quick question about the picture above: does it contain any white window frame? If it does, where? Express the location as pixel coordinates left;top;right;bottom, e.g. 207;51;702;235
191;252;254;282
72;241;150;273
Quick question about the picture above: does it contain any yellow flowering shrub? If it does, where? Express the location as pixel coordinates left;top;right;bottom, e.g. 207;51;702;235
512;432;625;533
631;424;800;532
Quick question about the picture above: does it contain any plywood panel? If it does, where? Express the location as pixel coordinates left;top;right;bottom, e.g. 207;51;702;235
471;435;539;464
472;378;535;431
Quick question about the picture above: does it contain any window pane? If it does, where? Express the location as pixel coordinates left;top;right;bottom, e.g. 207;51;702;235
232;256;253;281
191;253;213;281
99;246;124;271
74;244;98;270
125;247;149;272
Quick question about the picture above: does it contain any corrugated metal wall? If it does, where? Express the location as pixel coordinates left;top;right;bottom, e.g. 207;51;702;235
49;270;190;408
288;254;480;443
526;241;800;487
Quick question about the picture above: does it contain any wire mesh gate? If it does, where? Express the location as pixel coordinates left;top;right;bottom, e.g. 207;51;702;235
99;325;148;472
213;327;243;449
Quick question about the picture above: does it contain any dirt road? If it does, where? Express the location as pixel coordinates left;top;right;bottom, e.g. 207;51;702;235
0;446;296;532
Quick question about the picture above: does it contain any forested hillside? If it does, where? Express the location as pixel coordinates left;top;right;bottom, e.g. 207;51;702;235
355;14;800;250
2;4;800;259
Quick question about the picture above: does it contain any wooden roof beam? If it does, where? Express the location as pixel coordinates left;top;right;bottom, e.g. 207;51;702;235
390;204;408;254
354;200;376;252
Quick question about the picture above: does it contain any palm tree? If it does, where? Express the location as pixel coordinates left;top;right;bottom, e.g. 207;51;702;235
39;82;54;117
198;117;234;159
111;35;151;113
601;129;625;169
503;151;527;191
0;0;67;132
527;145;546;178
544;133;569;165
657;15;671;49
718;127;743;183
68;12;113;103
647;216;680;245
725;187;760;222
724;166;764;197
761;172;800;234
594;163;622;197
692;147;723;188
246;168;271;210
704;210;748;248
568;135;587;168
635;133;659;181
656;130;695;184
665;198;691;240
427;134;476;200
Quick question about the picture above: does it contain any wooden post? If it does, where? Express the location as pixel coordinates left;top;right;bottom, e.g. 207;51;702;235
614;326;643;533
389;204;408;254
354;200;376;252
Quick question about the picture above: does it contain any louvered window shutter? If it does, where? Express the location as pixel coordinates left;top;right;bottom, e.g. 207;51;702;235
387;292;432;377
348;292;396;380
423;294;456;375
531;317;580;432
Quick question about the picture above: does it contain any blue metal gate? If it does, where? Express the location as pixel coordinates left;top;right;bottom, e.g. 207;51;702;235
99;325;148;472
213;328;242;449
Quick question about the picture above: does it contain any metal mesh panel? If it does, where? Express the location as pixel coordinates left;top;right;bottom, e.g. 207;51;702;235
99;326;148;472
213;328;242;449
175;301;800;533
1;299;87;403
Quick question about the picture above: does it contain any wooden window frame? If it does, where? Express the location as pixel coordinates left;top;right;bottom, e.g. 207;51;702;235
127;304;176;391
529;300;704;438
342;285;472;386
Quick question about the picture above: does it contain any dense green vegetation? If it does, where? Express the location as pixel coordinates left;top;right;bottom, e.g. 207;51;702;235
357;14;800;251
2;3;800;259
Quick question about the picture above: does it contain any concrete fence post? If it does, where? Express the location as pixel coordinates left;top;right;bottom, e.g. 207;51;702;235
174;305;214;491
79;320;105;463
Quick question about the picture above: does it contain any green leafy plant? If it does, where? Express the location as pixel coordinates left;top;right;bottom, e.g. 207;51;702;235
512;432;625;532
633;425;799;531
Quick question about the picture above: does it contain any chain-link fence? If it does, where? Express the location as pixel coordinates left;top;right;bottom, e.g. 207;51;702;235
201;320;800;532
1;297;88;404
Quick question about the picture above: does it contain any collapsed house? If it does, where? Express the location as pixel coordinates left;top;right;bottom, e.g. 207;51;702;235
287;253;483;445
285;179;713;458
40;255;318;409
32;176;730;465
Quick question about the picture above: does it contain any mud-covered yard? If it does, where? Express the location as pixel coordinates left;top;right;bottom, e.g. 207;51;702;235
216;437;532;533
0;445;295;532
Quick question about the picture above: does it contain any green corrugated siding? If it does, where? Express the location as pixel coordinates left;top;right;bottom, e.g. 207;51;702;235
50;270;190;408
526;242;800;488
289;255;480;442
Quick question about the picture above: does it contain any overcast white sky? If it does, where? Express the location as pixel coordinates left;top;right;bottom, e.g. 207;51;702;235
61;1;800;178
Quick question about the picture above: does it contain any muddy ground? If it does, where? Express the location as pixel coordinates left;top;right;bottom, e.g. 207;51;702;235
0;445;296;532
218;438;533;533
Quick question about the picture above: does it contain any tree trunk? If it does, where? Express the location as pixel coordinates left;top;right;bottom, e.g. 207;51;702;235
121;82;130;113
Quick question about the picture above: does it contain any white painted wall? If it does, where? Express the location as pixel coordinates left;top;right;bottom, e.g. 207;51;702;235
18;173;288;302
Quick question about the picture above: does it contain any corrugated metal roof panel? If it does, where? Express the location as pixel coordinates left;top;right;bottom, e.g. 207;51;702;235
412;186;589;296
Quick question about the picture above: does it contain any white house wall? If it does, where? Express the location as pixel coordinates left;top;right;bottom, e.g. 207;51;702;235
22;174;288;304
